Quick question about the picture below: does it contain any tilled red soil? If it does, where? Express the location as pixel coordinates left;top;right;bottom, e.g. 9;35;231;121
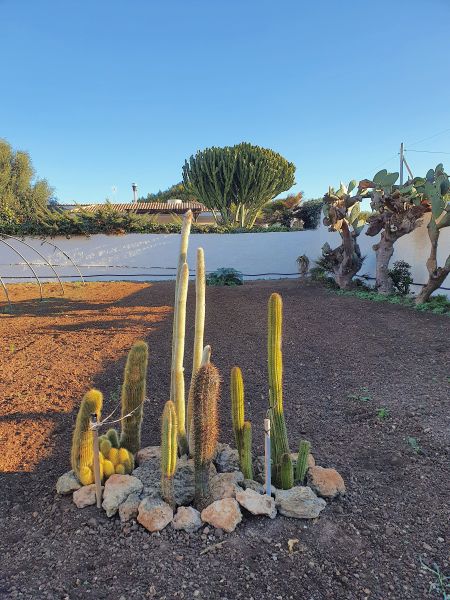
0;280;448;599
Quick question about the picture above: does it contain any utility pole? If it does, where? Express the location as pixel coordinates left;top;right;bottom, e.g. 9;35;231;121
400;142;404;185
132;183;138;203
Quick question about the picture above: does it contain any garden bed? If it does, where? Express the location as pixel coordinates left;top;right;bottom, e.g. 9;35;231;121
0;280;449;599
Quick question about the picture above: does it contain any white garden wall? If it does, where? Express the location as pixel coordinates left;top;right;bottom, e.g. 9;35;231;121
0;214;449;297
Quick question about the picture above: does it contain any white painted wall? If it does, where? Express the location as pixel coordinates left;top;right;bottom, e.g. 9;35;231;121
0;214;449;297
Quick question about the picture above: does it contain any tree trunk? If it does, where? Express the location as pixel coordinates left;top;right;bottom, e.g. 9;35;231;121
334;271;355;290
373;234;394;294
416;254;450;304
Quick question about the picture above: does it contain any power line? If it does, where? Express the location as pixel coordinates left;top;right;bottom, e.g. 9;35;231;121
405;149;450;155
407;127;450;148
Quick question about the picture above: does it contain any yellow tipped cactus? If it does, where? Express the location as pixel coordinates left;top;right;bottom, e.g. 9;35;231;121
268;293;293;488
161;400;178;507
71;389;103;484
120;341;149;455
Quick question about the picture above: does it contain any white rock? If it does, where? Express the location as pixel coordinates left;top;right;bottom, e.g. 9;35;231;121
56;470;81;495
137;497;173;532
102;474;143;517
201;498;242;533
73;484;99;508
236;488;277;518
307;466;346;499
172;506;202;533
275;486;326;519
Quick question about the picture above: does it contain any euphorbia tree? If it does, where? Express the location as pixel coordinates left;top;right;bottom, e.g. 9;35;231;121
363;170;431;294
182;143;295;228
415;164;450;304
321;180;367;289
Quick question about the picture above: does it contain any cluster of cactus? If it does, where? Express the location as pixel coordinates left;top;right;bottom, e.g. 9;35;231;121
231;367;253;479
71;340;148;487
99;429;134;479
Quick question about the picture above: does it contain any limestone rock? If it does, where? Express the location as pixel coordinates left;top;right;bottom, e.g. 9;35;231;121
214;443;240;473
307;466;345;498
102;474;143;517
275;486;326;519
209;471;244;502
56;471;81;495
73;484;99;508
137;497;173;532
236;488;277;518
201;498;242;533
119;492;141;522
172;506;202;533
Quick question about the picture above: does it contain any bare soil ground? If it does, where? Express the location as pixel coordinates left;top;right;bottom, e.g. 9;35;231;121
0;280;448;600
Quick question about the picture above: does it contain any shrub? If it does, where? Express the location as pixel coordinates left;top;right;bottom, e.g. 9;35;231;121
206;268;243;286
388;260;413;295
296;199;323;229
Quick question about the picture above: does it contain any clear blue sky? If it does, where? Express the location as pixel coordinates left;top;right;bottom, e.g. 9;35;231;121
1;0;450;204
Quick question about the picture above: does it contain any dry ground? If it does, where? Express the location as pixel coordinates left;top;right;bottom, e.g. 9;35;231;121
0;280;448;600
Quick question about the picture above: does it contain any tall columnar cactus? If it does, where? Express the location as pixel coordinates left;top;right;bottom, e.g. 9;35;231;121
267;293;293;489
280;453;294;489
120;340;149;454
187;247;206;449
172;262;190;454
161;400;178;507
71;389;103;485
241;421;253;480
231;366;245;457
296;440;311;484
192;363;220;509
169;210;192;455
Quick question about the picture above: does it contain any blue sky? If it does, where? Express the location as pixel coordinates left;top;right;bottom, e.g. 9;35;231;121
1;0;450;204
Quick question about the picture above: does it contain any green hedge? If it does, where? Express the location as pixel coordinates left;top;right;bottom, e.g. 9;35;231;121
0;206;298;237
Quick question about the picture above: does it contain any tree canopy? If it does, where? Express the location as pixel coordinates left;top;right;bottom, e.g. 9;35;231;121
0;139;54;221
139;182;198;203
182;142;296;228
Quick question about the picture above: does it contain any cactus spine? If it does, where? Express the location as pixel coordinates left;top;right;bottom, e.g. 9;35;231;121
161;400;178;507
241;421;253;480
268;293;293;488
231;366;245;457
192;363;220;509
280;452;294;489
120;340;149;455
71;389;103;484
187;247;206;451
296;440;311;484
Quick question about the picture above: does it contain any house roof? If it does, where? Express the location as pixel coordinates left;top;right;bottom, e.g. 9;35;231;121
71;201;208;214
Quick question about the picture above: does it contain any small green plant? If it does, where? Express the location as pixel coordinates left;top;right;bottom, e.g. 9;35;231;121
206;267;243;286
376;407;389;420
388;260;414;295
407;436;422;454
347;386;372;402
420;558;450;599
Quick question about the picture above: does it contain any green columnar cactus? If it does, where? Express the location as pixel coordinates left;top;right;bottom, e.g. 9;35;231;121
192;363;220;509
280;453;294;490
231;366;245;458
161;400;178;507
188;345;212;455
172;262;190;454
241;421;253;480
71;389;103;485
187;247;206;451
120;341;149;455
296;440;311;484
267;293;293;488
